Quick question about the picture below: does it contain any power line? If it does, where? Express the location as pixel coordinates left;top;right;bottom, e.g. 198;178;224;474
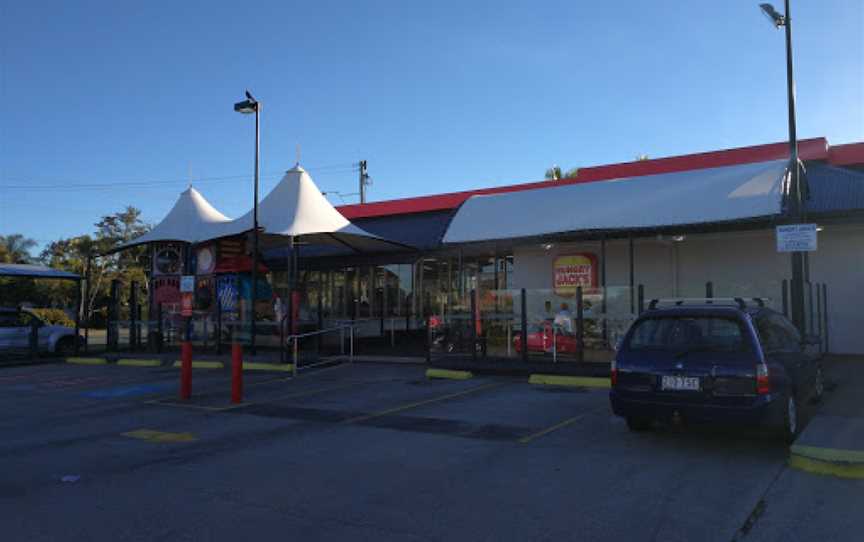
0;162;360;192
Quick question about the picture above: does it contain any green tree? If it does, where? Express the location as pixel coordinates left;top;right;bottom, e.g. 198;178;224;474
0;233;37;263
544;166;579;181
36;206;151;324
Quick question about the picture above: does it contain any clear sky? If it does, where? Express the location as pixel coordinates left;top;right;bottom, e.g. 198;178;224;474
1;0;862;249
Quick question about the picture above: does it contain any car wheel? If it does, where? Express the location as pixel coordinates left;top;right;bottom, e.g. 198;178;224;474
811;366;825;404
781;394;800;443
626;416;653;432
55;337;76;357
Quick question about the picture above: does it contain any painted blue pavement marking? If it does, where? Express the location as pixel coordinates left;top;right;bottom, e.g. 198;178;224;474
82;383;173;398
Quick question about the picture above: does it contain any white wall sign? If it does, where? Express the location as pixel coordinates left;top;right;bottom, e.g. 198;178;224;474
776;224;818;252
180;275;196;293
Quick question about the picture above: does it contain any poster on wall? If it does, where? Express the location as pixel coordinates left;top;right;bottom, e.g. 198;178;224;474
216;275;239;313
153;277;181;306
553;253;598;296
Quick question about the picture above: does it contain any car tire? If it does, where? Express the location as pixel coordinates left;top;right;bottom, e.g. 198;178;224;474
626;416;653;432
780;393;800;443
811;366;825;404
55;337;76;357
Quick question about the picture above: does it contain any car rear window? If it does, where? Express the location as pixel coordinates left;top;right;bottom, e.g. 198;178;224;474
625;316;750;352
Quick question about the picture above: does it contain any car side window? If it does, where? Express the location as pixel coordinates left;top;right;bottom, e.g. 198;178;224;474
769;314;801;352
755;317;781;352
757;313;800;353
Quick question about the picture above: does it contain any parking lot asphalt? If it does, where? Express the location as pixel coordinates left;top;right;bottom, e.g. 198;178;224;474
1;361;861;541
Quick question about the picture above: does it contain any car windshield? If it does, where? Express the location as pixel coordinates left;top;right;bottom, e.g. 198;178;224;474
625;315;749;353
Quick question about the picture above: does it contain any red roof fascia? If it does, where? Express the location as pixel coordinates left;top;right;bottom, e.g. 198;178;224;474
337;137;829;219
828;143;864;167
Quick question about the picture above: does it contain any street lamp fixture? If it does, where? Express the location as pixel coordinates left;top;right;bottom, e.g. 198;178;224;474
234;91;259;114
759;3;785;27
234;89;261;354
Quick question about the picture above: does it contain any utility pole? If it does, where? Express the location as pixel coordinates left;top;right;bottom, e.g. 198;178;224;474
359;160;369;204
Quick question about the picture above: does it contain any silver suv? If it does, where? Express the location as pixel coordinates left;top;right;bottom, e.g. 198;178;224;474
0;308;81;356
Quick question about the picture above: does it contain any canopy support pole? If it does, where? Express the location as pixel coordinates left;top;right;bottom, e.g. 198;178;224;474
287;236;295;343
83;252;92;354
74;277;82;355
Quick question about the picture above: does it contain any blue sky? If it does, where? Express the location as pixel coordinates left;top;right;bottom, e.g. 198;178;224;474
1;0;862;249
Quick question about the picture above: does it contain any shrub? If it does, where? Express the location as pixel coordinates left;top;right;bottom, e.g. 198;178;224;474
29;308;75;328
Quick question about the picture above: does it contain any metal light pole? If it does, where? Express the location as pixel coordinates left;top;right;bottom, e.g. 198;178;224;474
760;1;807;332
234;90;261;354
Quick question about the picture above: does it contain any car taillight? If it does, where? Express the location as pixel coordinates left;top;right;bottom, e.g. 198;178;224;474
610;358;618;387
756;363;770;395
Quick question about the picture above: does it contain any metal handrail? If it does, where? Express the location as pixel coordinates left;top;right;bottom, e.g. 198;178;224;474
284;322;356;376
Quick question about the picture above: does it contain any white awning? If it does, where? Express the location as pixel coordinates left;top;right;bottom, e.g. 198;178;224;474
206;166;407;252
0;263;80;280
443;159;789;244
117;186;231;250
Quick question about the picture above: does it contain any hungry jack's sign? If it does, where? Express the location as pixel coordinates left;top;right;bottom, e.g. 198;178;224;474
553;253;598;296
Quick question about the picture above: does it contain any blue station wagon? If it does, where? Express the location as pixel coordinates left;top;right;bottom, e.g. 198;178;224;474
609;299;824;441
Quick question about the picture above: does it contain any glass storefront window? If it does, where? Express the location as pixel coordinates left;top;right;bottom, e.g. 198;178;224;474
333;269;345;319
357;267;372;318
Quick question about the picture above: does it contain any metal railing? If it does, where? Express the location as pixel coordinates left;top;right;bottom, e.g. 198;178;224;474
286;324;355;376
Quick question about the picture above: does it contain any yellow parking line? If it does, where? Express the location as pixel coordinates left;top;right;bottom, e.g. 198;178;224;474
66;357;107;365
171;360;224;369
121;428;197;443
243;362;294;372
518;415;586;444
117;358;162;367
529;374;610;388
344;381;507;424
426;368;473;380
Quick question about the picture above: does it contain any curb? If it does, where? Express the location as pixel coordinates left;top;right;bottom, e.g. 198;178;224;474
172;360;225;370
528;374;611;388
66;357;108;365
242;362;294;372
117;358;163;367
789;444;864;479
426;368;473;380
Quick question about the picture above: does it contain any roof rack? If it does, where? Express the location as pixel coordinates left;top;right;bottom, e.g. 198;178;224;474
647;297;770;310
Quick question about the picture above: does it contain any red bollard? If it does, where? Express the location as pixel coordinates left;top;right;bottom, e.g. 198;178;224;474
180;341;192;400
231;342;243;404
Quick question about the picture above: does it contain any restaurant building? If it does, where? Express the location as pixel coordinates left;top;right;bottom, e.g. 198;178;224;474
271;137;864;357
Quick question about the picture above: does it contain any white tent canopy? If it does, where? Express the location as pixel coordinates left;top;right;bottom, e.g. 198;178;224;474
118;186;231;251
443;159;789;244
206;165;405;252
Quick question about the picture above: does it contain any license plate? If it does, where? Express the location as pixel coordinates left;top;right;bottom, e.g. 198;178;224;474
661;375;700;391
